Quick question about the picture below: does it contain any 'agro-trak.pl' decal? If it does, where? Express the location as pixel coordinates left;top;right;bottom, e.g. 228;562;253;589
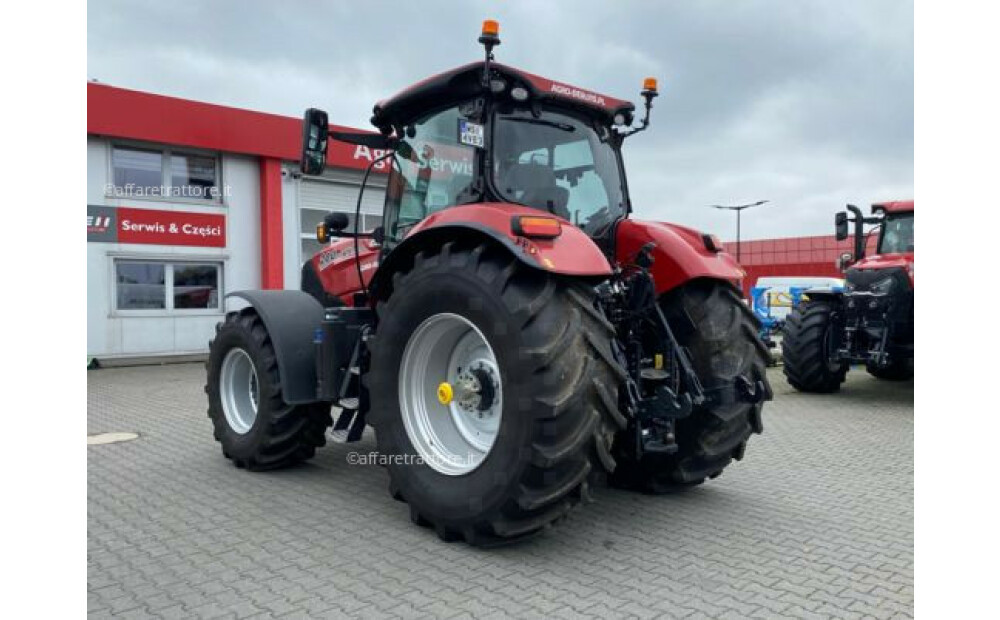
318;240;380;271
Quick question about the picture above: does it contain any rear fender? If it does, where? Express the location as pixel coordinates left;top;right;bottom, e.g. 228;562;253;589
226;290;323;404
370;203;612;300
616;219;744;295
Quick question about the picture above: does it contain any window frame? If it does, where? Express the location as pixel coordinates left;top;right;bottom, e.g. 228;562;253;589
294;170;389;267
381;100;482;251
298;211;384;261
489;105;629;234
107;140;225;206
110;257;225;317
877;212;914;255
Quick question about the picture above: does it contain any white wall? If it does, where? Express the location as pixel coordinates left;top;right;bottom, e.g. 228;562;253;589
87;136;261;358
281;165;302;290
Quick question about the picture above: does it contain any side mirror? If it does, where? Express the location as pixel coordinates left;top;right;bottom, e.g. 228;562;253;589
316;212;349;244
836;251;853;272
835;212;849;241
300;108;329;175
324;212;349;232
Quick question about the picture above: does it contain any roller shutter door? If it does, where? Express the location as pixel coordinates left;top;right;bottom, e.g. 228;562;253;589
298;174;386;260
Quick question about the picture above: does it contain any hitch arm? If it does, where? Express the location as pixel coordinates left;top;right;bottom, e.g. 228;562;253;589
651;301;706;405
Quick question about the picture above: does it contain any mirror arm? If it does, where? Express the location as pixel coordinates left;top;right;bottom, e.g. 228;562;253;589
620;89;657;139
329;130;398;150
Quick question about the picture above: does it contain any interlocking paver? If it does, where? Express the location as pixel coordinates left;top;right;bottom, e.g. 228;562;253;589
88;364;913;618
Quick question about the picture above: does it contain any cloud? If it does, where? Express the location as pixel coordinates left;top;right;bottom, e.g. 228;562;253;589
88;0;913;239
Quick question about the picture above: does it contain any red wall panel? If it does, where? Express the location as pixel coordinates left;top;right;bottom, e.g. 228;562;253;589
725;234;851;296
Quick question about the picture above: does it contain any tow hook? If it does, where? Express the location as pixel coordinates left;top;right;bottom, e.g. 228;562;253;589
736;375;773;405
702;375;773;409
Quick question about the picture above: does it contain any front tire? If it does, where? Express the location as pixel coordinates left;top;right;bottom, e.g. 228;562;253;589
367;243;626;546
206;311;332;470
611;280;770;493
781;300;849;393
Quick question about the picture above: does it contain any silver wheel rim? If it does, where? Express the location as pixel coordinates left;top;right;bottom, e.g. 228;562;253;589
399;313;502;476
220;347;259;435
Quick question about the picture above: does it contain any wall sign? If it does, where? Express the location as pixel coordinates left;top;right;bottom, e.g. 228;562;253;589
87;205;226;247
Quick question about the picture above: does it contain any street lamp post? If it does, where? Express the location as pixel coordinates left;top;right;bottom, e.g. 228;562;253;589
709;200;769;263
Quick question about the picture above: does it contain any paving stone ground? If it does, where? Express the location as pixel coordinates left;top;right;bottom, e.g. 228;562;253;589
88;363;913;619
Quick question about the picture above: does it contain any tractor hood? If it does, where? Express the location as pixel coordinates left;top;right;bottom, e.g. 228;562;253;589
849;252;914;288
852;252;913;272
616;219;744;295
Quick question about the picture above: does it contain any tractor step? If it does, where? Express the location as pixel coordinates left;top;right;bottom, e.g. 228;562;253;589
339;397;359;410
330;406;366;443
640;368;670;382
329;429;351;443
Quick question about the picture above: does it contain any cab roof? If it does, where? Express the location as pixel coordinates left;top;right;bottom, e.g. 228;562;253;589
872;200;914;214
370;61;635;131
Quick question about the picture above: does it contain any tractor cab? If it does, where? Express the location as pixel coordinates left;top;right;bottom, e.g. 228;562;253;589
302;20;659;264
835;200;915;290
371;60;643;251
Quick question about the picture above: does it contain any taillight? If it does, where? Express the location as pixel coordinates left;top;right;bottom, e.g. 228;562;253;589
512;215;562;239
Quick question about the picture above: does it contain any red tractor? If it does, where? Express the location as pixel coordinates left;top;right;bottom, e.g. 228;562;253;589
782;201;914;391
205;21;771;545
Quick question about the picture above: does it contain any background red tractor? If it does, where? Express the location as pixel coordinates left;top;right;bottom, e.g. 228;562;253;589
782;201;914;391
205;21;771;545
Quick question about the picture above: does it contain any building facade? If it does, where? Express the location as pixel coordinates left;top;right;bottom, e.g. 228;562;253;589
723;234;878;296
87;83;386;361
87;82;857;360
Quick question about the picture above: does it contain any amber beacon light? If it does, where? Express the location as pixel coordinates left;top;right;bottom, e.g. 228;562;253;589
481;19;500;38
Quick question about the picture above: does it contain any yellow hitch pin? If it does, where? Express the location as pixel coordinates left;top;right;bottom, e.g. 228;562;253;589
654;354;664;370
437;382;454;405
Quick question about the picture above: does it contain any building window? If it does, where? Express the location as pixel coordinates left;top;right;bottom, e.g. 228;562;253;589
170;152;218;200
112;147;163;196
173;263;220;309
115;260;221;312
299;210;384;259
116;262;166;309
111;145;221;202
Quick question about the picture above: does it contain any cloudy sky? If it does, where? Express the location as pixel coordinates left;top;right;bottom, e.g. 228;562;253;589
88;0;913;240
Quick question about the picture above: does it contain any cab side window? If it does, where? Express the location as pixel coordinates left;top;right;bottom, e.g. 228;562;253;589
383;104;480;247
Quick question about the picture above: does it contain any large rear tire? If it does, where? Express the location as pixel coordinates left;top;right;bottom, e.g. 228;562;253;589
206;311;332;470
611;280;769;493
781;300;849;393
367;242;627;546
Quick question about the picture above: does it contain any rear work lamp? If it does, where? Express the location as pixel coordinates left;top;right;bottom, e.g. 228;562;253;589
512;215;562;239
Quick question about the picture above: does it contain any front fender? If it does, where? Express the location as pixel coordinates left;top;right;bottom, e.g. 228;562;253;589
616;219;744;295
371;203;612;300
226;290;323;404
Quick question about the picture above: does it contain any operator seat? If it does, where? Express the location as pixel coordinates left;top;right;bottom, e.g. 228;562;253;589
499;162;570;219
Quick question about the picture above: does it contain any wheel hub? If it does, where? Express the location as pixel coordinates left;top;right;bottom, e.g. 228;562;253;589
398;313;503;476
454;364;498;415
